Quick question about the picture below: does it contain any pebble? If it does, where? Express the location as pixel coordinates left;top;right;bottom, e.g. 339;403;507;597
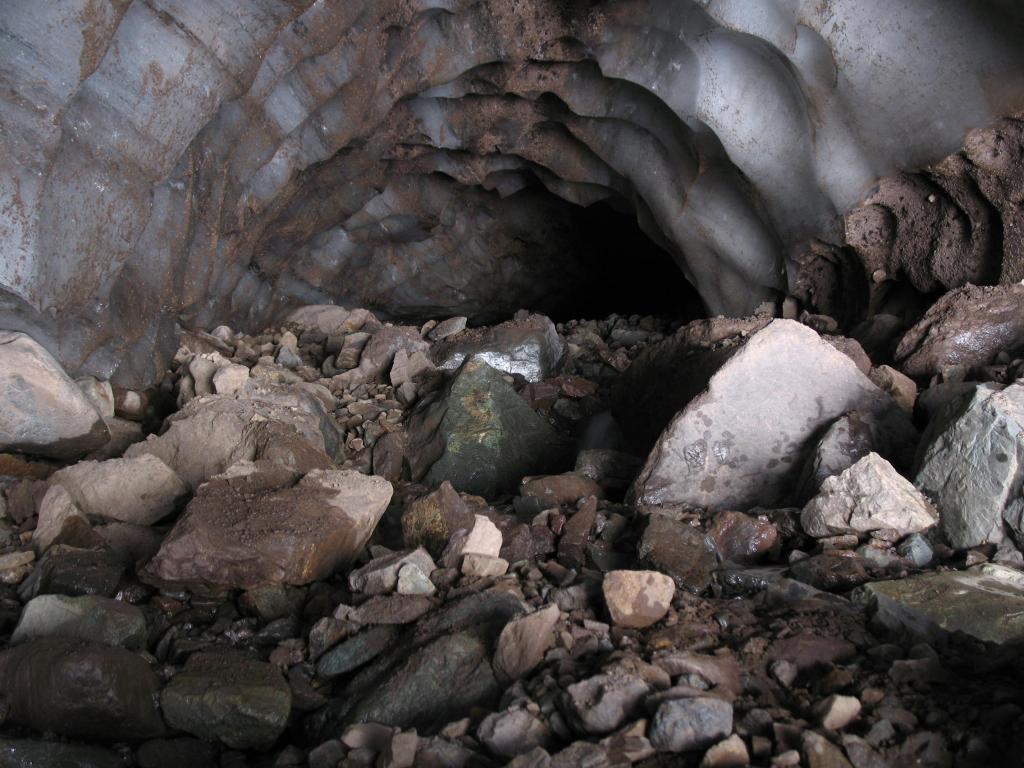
602;570;675;629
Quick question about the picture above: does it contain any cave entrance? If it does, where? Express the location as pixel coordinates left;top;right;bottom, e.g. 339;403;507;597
534;199;704;324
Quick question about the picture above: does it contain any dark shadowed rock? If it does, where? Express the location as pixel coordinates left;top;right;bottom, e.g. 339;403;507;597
638;514;717;593
0;332;109;459
345;630;500;731
0;740;126;768
401;482;476;558
18;545;125;600
317;625;400;679
894;283;1024;378
0;637;164;740
161;652;291;750
406;358;571;497
632;321;913;510
143;466;392;593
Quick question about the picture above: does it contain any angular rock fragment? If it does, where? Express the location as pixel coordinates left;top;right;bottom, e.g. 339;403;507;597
707;510;779;565
32;483;98;552
462;553;509;578
432;314;564;383
648;697;733;753
429;316;468;341
317;625;400;680
916;382;1024;548
869;365;917;412
493;604;560;682
562;673;650;735
12;594;146;648
633;321;912;510
50;454;189;525
349;548;436;595
406;358;570;497
602;570;675;629
333;327;430;390
0;637;164;740
801;453;937;539
161;652;291;750
520;473;604;507
0;331;109;459
894;283;1024;378
144;467;392;592
401;481;477;557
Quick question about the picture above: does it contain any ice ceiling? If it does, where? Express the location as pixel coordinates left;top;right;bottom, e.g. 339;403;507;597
3;0;1024;386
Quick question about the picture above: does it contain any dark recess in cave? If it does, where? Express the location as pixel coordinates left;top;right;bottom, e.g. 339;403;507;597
544;200;704;324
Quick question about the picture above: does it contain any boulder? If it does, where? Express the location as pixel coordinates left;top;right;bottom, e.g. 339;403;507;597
0;332;109;459
11;594;146;649
916;382;1024;548
894;283;1024;378
161;652;291;750
857;564;1024;645
632;321;913;510
801;453;937;539
0;637;164;740
406;358;571;497
143;467;392;593
602;570;675;629
432;314;564;383
50;455;188;525
126;386;341;490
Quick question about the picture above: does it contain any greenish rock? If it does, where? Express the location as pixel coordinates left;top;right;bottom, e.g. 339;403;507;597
0;739;126;768
316;625;399;679
12;594;146;649
160;652;291;751
858;564;1024;645
406;358;571;497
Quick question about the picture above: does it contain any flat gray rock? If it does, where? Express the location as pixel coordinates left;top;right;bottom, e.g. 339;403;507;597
632;321;912;510
858;564;1024;645
11;594;146;649
916;382;1024;548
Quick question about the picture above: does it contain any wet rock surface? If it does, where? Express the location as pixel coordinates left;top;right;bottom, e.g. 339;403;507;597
0;305;1021;768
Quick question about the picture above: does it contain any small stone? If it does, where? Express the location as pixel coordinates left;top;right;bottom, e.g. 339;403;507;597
638;514;717;593
897;533;934;567
815;694;861;731
429;316;468;341
397;562;436;595
770;660;798;689
708;511;778;564
462;553;509;578
32;483;98;553
0;550;35;585
801;453;937;539
493;604;560;681
349;548;437;595
563;673;650;735
520;473;605;507
870;365;917;412
464;514;503;557
478;708;552;758
381;730;419;768
700;734;750;767
802;731;853;768
212;363;250;394
277;346;303;369
602;570;675;629
649;697;733;753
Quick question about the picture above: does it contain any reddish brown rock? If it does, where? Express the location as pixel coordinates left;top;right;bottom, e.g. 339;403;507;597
143;467;392;593
520;473;605;507
894;283;1024;378
708;511;779;565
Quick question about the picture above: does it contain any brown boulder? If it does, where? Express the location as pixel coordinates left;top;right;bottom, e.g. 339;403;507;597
143;466;392;593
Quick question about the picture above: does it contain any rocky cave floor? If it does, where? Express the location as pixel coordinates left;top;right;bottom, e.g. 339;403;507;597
2;290;1024;768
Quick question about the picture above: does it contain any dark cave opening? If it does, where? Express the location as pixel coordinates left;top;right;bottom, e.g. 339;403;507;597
535;200;705;325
